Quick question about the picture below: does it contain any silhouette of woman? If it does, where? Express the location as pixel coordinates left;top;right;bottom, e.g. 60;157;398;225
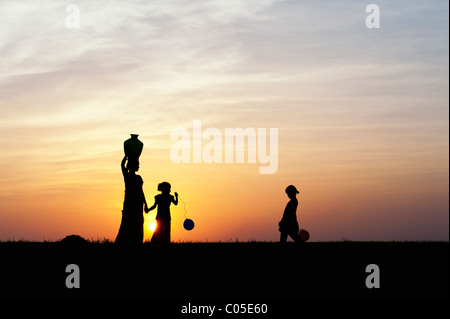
115;156;148;245
146;182;178;246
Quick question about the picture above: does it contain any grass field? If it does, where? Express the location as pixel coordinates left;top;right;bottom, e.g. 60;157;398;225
0;241;448;299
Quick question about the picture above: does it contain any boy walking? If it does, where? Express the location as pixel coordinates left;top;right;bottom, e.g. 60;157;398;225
278;185;303;243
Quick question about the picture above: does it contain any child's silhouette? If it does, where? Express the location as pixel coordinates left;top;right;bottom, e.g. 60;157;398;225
146;182;178;245
278;185;303;243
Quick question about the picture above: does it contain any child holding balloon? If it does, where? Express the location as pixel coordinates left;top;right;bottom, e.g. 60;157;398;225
145;182;178;245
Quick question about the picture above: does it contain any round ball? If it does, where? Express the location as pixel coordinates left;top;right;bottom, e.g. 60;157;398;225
299;229;310;241
183;219;195;231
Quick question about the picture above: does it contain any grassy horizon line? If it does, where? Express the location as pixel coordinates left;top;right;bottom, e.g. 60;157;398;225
0;238;448;244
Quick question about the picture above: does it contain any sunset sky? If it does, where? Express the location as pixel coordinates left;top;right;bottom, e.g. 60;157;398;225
0;0;448;242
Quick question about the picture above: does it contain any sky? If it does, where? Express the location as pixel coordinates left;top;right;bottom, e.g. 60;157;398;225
0;0;448;242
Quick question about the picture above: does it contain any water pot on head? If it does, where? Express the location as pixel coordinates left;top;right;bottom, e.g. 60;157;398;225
124;134;144;162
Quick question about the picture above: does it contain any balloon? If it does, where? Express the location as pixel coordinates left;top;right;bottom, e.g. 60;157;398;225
183;218;195;231
299;229;310;241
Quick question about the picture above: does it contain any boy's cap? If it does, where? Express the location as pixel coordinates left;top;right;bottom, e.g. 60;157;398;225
286;185;299;194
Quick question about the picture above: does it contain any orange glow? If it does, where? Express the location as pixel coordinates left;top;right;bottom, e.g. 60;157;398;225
0;142;447;242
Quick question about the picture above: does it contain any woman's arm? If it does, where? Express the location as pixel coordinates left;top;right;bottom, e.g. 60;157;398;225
121;156;127;177
142;189;148;212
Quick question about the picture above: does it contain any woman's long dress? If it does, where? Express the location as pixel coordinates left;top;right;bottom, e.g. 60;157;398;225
115;173;144;245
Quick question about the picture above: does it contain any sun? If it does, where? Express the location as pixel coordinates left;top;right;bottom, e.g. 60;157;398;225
149;221;157;232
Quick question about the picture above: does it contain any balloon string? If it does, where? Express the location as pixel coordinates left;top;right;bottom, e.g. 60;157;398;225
178;196;188;219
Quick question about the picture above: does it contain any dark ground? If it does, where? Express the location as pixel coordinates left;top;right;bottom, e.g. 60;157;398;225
0;241;447;300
